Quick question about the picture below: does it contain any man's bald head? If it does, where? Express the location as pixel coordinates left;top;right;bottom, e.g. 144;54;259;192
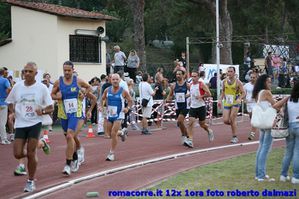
111;73;120;87
24;62;37;72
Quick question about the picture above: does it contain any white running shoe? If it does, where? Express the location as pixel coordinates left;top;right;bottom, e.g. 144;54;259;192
1;139;11;145
291;177;299;184
181;136;187;145
62;165;71;176
207;129;214;142
77;147;85;165
24;180;36;192
279;175;290;182
71;160;79;172
119;128;127;142
230;137;239;144
248;132;255;140
184;138;194;148
106;152;115;161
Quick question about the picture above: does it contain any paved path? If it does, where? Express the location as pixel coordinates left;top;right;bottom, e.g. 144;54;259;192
0;118;284;199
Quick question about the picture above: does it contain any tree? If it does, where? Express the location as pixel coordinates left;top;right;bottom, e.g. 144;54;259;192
128;0;146;70
187;0;233;64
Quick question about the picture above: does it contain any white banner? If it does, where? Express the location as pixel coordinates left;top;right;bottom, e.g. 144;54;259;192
202;64;239;83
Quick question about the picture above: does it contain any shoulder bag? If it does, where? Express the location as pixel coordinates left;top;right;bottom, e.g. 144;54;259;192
271;102;289;138
251;90;277;129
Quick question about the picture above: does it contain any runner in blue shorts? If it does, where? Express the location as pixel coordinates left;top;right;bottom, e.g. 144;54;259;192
51;61;96;176
101;73;132;161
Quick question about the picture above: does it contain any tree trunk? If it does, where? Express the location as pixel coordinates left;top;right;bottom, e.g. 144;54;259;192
190;0;233;64
128;0;146;71
219;0;233;64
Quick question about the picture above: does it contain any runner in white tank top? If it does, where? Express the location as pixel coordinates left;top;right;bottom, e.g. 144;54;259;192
184;71;215;148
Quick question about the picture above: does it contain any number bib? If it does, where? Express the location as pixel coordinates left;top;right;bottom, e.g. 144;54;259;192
22;102;36;118
107;106;118;117
225;95;234;105
63;98;78;114
175;93;185;103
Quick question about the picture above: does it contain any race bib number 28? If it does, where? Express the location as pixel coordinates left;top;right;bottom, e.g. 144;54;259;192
22;103;36;118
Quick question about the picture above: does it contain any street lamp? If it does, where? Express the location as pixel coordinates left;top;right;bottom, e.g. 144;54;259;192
216;0;221;113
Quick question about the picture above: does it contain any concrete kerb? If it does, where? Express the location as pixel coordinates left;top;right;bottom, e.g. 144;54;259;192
23;139;284;199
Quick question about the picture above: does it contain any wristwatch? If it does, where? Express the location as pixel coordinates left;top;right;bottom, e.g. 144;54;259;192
42;109;46;114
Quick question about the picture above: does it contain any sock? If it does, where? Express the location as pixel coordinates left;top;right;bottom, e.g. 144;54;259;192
73;152;78;160
66;159;72;166
19;163;25;168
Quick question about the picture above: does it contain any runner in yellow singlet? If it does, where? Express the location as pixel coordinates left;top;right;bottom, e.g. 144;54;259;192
218;66;245;144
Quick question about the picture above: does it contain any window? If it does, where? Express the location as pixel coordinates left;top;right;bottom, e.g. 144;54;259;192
69;35;101;63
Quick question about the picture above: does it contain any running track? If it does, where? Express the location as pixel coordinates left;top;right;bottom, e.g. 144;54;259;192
0;118;284;199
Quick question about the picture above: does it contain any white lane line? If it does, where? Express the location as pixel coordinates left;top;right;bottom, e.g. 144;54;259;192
23;139;283;199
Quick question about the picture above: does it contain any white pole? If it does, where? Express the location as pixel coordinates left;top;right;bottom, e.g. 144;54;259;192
186;37;190;78
216;0;221;111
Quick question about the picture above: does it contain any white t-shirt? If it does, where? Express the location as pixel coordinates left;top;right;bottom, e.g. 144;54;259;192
119;79;129;92
244;82;254;103
288;100;299;123
114;51;126;66
139;81;154;107
6;81;53;128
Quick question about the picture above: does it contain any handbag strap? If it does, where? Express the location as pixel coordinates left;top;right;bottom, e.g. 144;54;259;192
257;89;264;103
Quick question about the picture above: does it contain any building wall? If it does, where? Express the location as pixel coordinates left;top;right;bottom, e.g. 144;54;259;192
57;17;106;81
0;6;107;82
0;6;58;80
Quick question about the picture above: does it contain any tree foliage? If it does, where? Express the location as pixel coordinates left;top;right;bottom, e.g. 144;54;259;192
0;0;299;65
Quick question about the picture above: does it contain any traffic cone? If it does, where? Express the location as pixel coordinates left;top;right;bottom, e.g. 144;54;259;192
86;125;96;138
43;130;50;143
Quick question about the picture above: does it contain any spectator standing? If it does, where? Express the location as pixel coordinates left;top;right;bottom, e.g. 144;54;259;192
106;52;112;75
264;52;273;78
100;74;112;138
117;71;130;135
179;52;187;68
278;57;288;88
113;45;126;73
127;79;139;130
244;72;258;140
97;74;107;135
0;67;11;144
280;80;299;184
209;73;217;89
42;77;54;131
90;77;101;125
126;50;140;83
43;72;53;85
244;52;252;69
272;53;281;86
153;72;165;128
252;74;288;182
139;73;157;134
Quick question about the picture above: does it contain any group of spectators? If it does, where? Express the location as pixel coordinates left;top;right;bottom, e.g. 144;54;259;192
244;51;299;89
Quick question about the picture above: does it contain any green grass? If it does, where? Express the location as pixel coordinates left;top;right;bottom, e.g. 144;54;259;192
127;148;298;199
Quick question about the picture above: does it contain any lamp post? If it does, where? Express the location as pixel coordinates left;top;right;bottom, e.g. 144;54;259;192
186;37;190;78
216;0;221;113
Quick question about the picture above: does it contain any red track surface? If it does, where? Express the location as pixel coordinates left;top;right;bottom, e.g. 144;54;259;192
0;119;284;199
